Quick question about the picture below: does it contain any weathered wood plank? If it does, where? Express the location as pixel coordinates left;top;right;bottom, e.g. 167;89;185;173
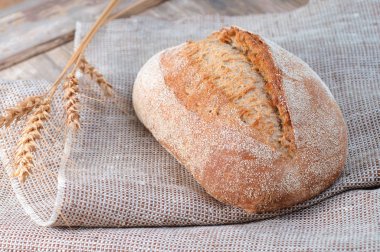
0;0;308;81
0;42;74;81
144;0;308;18
0;0;166;71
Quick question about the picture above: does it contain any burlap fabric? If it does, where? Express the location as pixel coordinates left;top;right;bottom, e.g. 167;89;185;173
0;0;379;250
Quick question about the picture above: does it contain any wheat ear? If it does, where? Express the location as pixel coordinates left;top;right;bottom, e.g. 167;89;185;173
0;96;42;128
4;0;120;183
13;99;51;182
79;57;114;97
63;74;80;131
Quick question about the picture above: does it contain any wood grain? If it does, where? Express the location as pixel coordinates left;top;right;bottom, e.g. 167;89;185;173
0;0;166;71
0;0;308;81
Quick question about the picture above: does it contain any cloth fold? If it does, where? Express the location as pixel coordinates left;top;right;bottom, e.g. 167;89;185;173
0;0;379;250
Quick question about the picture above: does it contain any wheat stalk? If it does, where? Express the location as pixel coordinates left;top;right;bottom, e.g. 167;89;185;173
13;99;51;182
63;74;80;131
79;57;114;97
0;96;42;128
47;0;120;99
0;0;121;182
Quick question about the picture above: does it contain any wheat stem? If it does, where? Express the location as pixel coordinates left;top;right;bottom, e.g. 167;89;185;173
47;0;120;99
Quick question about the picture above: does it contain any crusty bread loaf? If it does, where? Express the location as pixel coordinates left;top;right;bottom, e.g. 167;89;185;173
132;27;348;213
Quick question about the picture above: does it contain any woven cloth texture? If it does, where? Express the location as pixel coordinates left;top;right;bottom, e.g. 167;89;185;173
0;0;379;250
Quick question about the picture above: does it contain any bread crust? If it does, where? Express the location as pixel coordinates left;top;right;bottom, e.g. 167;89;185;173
133;27;348;213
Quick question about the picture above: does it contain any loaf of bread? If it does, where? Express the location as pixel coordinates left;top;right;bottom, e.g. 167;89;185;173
133;27;348;213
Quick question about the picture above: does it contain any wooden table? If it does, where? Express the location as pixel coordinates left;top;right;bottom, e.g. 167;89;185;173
0;0;307;81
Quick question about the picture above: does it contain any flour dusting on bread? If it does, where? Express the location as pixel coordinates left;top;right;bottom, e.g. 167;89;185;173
133;27;347;213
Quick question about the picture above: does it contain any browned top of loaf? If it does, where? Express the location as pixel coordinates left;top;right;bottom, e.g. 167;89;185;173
161;27;295;155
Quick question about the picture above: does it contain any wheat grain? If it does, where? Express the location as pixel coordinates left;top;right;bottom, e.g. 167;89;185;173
63;74;80;131
13;99;51;182
79;57;114;97
0;96;42;128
